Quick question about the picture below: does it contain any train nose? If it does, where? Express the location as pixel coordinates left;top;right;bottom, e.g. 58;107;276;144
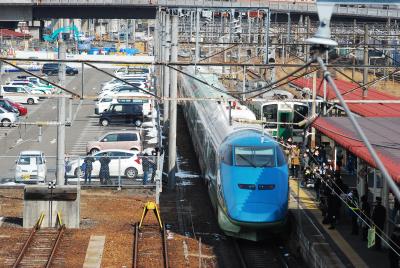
229;203;284;223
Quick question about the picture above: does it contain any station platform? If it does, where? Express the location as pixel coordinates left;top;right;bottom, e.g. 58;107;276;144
289;178;390;268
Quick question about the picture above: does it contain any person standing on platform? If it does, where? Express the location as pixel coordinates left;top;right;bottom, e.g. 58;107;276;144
349;189;360;235
360;194;371;241
393;198;400;223
372;197;387;250
291;144;300;179
99;153;111;185
389;224;400;268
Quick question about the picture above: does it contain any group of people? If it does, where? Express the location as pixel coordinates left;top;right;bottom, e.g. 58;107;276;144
66;152;156;186
280;136;400;265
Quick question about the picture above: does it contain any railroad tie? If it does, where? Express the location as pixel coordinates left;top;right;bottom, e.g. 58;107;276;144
83;235;106;268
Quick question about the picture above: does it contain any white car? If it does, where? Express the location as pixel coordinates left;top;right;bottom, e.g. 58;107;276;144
100;77;149;93
95;93;152;117
66;149;144;179
15;151;47;183
0;106;19;127
97;83;147;99
0;85;40;104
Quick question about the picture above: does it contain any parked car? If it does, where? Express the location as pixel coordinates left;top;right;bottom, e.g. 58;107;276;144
95;94;152;117
114;67;150;79
42;63;78;76
9;81;52;96
99;103;144;127
4;98;27;116
0;106;19;127
0;85;40;104
99;77;149;93
0;98;19;114
65;149;143;179
97;84;147;99
14;151;47;183
17;76;55;91
86;131;142;154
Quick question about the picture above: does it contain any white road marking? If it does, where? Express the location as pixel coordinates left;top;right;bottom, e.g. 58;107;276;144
52;105;56;109
50;139;56;144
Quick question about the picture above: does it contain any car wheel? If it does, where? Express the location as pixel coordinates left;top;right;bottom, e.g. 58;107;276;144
100;118;109;126
1;119;11;127
125;167;138;179
90;148;100;155
134;119;142;127
27;98;34;105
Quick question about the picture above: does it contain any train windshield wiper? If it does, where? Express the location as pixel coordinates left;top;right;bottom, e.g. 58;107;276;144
237;154;257;168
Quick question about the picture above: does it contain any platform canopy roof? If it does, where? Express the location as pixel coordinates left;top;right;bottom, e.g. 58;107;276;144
313;117;400;183
0;29;31;39
291;77;400;117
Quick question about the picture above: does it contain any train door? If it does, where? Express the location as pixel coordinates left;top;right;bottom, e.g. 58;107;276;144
262;103;278;138
278;111;293;139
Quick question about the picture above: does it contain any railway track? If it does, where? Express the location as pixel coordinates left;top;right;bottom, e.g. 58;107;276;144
233;238;291;268
12;214;65;268
133;223;169;268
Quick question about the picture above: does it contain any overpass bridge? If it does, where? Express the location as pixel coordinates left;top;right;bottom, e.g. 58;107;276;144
0;0;399;20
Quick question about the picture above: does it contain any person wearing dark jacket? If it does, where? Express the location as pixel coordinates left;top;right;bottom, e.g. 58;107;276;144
84;153;95;184
360;194;371;241
389;225;400;268
99;153;111;185
372;197;387;250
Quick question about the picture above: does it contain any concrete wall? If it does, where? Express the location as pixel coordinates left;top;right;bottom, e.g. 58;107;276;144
23;186;80;228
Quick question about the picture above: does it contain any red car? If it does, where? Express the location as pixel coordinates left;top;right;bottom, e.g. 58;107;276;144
5;98;27;116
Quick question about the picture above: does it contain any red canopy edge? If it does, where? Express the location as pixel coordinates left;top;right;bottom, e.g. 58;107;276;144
312;117;400;183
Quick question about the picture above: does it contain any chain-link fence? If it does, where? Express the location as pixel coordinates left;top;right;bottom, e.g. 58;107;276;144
0;154;163;188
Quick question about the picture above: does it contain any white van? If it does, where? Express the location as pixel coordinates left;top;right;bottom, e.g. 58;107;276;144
95;93;152;117
0;85;40;104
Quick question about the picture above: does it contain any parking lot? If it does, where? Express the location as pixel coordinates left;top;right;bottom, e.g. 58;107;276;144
0;67;160;186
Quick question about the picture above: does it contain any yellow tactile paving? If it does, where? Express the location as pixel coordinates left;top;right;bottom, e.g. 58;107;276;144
289;179;369;268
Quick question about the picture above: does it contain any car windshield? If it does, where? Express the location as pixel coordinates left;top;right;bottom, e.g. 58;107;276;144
18;155;44;165
234;146;276;167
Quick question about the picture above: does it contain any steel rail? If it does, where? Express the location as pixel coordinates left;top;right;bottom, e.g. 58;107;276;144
46;225;66;268
12;223;41;268
133;222;168;268
232;239;247;268
133;223;139;268
162;224;169;268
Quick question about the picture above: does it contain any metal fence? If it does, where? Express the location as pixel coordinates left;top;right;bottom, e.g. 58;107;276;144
0;154;163;189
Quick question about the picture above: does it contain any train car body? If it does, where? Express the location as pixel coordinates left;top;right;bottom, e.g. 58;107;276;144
179;67;289;241
248;100;309;142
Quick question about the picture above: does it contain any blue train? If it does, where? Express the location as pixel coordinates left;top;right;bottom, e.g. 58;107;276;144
179;67;289;241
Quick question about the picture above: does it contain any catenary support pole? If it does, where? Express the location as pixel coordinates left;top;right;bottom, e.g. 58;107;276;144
163;13;171;124
56;40;66;185
311;71;316;148
81;62;84;99
195;8;201;64
317;56;400;202
363;24;369;97
168;14;179;190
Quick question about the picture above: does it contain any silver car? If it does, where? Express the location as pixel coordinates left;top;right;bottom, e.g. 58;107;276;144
0;106;18;127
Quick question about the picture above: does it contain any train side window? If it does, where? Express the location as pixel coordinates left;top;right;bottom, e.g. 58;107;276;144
220;144;233;165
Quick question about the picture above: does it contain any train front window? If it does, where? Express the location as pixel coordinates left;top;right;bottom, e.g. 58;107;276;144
262;104;277;128
293;104;309;129
234;147;275;167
